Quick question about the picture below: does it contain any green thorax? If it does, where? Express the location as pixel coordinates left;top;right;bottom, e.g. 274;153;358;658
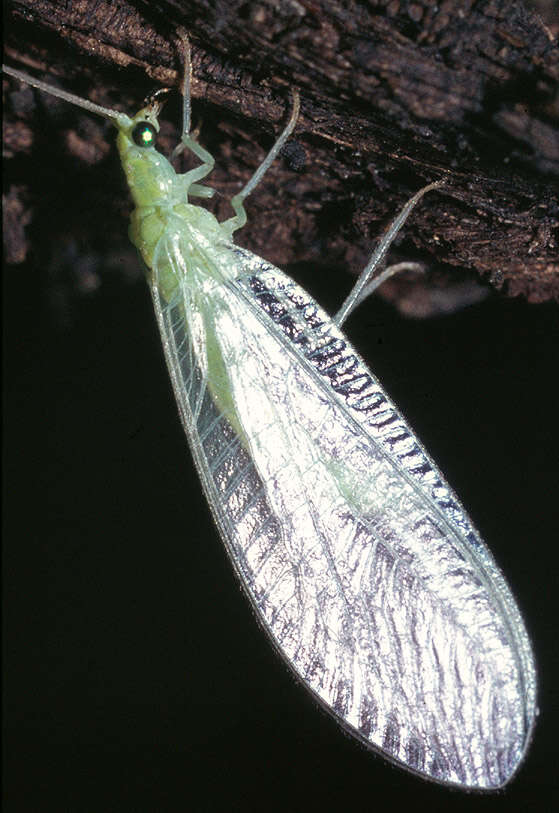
114;106;225;302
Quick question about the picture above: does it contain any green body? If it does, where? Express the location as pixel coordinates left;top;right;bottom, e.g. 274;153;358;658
115;105;242;434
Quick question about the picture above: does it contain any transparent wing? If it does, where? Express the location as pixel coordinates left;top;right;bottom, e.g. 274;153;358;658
150;230;536;789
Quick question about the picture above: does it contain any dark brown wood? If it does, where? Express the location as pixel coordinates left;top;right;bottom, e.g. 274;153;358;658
3;0;559;304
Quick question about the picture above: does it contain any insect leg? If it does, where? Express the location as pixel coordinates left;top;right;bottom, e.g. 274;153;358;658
351;261;427;310
222;91;301;235
176;133;216;199
334;181;445;327
170;33;216;198
188;183;215;199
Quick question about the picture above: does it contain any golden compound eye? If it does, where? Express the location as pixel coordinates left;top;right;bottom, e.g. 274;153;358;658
132;121;157;148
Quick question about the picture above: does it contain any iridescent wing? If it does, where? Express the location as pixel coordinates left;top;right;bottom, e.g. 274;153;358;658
150;232;536;790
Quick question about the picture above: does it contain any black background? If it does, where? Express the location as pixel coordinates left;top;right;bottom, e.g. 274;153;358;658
4;233;558;810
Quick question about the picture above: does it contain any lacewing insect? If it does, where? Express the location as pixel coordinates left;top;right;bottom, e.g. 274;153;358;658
3;40;536;790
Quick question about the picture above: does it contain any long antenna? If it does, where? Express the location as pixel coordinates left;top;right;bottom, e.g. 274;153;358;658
2;64;129;126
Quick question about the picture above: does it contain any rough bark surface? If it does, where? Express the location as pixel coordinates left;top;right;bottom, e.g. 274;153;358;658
3;0;559;304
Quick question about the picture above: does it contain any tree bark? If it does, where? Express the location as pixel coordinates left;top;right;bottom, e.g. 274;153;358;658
4;0;559;304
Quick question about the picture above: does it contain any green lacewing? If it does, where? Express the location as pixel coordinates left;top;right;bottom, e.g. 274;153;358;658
3;41;536;789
